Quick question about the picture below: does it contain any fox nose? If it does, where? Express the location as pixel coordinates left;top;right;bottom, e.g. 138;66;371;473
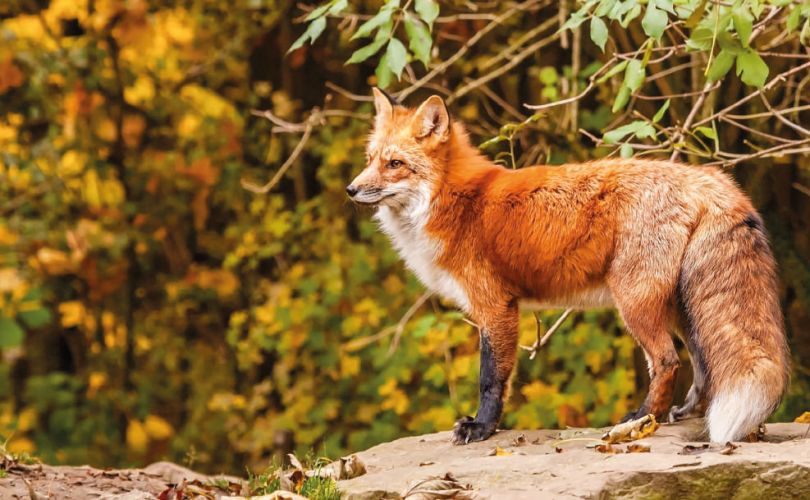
346;185;358;197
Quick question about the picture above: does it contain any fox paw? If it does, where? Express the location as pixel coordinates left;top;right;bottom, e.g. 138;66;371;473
619;409;647;423
451;416;495;445
668;405;703;423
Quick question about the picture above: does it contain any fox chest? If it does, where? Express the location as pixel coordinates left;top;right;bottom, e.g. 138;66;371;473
375;209;471;312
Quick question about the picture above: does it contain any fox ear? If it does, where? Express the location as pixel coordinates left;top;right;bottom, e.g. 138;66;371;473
372;87;397;129
411;95;450;141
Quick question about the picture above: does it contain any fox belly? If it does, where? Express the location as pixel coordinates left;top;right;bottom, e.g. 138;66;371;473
521;285;616;311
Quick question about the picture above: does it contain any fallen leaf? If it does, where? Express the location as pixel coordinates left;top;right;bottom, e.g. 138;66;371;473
222;492;308;500
401;472;475;500
512;434;527;446
554;446;563;453
679;444;711;456
495;446;512;456
595;443;623;454
719;442;739;455
794;412;810;424
602;414;660;443
626;443;651;453
419;461;436;466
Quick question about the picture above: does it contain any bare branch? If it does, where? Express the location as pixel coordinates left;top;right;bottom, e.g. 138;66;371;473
520;309;573;360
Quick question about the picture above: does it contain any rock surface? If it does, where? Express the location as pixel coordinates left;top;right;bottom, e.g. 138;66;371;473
337;421;810;500
0;460;240;500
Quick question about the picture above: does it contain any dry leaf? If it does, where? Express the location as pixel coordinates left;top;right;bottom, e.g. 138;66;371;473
626;443;651;453
719;442;739;455
679;444;711;456
512;434;527;446
401;472;476;500
595;443;623;454
554;446;563;453
602;414;660;443
419;461;436;466
287;453;305;472
495;446;513;456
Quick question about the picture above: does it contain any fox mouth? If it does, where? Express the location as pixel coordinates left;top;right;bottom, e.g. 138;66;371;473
352;192;395;205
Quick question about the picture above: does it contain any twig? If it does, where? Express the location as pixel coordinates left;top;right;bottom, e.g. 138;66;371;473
387;292;432;356
793;183;810;198
520;309;573;360
398;0;546;100
759;93;810;137
448;24;560;103
241;122;313;194
670;82;715;161
524;80;596;111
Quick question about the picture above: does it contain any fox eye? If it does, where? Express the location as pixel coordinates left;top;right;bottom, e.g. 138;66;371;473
387;159;404;169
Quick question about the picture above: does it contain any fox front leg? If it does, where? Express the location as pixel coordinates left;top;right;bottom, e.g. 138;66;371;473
452;304;518;445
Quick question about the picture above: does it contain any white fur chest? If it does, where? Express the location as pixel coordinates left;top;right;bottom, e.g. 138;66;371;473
374;206;471;312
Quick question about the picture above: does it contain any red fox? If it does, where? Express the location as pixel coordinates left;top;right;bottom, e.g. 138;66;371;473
347;88;790;445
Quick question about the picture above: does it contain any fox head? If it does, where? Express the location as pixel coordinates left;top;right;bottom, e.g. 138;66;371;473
346;88;452;209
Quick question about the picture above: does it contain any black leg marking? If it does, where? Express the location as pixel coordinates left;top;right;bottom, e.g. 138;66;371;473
452;331;503;445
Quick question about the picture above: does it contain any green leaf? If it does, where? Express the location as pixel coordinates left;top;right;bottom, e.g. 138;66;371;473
621;4;642;28
590;17;609;52
288;17;327;53
597;59;628;83
653;0;675;15
620;143;634;158
696;126;717;140
736;49;768;87
479;136;506;149
652;99;670;123
561;12;589;32
706;49;736;81
732;6;753;47
0;317;24;348
624;59;645;92
787;7;802;33
685;0;708;28
404;14;431;67
642;2;668;39
376;52;393;88
415;0;440;31
612;84;631;112
305;0;335;21
18;308;51;328
328;0;348;15
717;31;745;55
346;37;388;64
351;5;395;40
386;38;408;79
801;18;810;46
603;120;655;144
686;27;715;51
539;67;558;85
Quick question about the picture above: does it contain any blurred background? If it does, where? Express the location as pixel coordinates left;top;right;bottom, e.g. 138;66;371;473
0;0;808;476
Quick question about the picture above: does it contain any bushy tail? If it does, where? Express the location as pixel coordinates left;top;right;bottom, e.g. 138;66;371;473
679;211;790;443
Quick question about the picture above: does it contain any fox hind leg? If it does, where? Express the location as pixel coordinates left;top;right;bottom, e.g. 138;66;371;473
615;301;681;423
669;325;709;422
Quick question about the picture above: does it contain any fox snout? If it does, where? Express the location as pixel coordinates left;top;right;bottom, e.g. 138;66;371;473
346;185;359;197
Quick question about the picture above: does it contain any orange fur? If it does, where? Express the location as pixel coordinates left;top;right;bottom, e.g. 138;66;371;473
348;89;790;444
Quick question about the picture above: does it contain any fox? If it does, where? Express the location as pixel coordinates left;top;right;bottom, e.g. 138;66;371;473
346;88;790;445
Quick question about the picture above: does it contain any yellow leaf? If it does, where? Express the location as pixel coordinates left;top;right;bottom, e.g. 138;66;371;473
794;412;810;423
124;75;155;106
144;415;174;440
59;301;85;328
126;420;148;452
495;446;513;456
340;355;361;377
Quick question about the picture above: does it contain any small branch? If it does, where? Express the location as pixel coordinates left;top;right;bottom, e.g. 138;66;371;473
793;183;810;198
670;82;715;161
520;309;573;360
398;0;546;100
241;122;313;194
387;292;432;356
524;80;596;111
